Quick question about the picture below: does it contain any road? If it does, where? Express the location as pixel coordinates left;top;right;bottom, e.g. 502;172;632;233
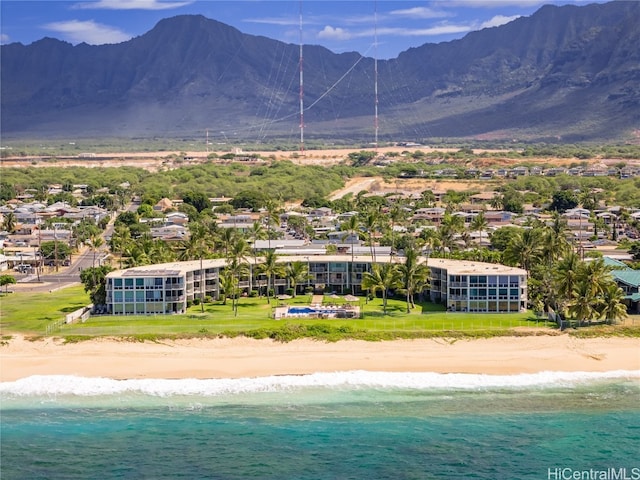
13;208;123;293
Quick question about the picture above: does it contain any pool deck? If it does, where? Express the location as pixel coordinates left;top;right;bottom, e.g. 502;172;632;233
274;303;360;320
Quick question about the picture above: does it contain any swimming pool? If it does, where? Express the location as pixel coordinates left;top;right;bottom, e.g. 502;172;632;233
285;306;358;318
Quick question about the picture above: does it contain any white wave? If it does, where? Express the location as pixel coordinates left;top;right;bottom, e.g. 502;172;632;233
1;370;639;398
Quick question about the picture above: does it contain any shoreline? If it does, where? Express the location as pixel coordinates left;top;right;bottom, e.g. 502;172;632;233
1;335;639;382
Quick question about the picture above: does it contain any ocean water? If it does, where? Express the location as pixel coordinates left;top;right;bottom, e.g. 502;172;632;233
1;371;639;480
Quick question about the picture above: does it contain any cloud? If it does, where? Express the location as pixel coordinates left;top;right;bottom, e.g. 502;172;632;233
0;33;10;44
73;0;193;10
317;26;352;41
43;20;131;44
480;15;521;29
244;16;300;27
445;0;544;8
389;6;452;19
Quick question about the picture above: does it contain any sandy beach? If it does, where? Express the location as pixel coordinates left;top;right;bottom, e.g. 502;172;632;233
1;335;638;381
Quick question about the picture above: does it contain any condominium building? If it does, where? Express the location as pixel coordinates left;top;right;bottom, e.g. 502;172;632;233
104;255;528;315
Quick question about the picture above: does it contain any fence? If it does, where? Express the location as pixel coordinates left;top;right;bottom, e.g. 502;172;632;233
46;304;93;334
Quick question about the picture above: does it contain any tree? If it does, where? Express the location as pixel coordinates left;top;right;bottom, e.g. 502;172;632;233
180;222;215;312
182;191;212;213
544;212;571;264
80;265;113;306
341;215;360;292
470;210;488;249
437;213;464;256
231;190;269;211
87;234;104;269
0;274;16;294
264;198;282;250
2;212;16;233
259;250;285;304
567;280;599;326
227;237;250;315
285;261;310;297
286;215;309;239
501;188;524;214
348;150;376;167
489;226;522;252
361;263;400;315
503;228;543;272
110;225;132;268
553;251;582;313
597;282;628;325
218;270;238;306
115;211;139;227
361;209;380;262
40;240;72;265
216;227;240;259
565;258;614;326
396;245;430;313
550;190;578;213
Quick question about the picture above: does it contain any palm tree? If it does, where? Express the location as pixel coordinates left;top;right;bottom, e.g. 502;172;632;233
503;228;543;272
149;239;176;264
397;245;430;313
568;280;598;325
542;213;571;267
2;212;17;233
568;258;613;326
88;234;104;269
361;209;380;262
180;223;215;312
218;270;237;306
285;261;310;297
227;237;250;315
341;215;360;293
552;251;581;313
490;194;504;211
264;198;282;250
110;225;132;268
419;228;440;259
124;245;150;268
582;258;611;296
259;250;284;304
598;282;628;325
386;203;407;254
470;210;488;249
361;263;401;315
438;213;464;257
216;227;239;259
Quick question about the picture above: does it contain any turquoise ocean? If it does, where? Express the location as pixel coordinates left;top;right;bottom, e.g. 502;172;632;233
1;371;639;480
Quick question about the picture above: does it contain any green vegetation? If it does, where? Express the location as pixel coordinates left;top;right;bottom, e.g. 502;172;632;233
0;285;90;334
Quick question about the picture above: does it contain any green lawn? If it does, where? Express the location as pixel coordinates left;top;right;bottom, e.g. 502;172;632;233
0;288;555;338
0;285;90;334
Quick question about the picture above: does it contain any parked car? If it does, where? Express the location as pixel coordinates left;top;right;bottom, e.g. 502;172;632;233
14;264;32;273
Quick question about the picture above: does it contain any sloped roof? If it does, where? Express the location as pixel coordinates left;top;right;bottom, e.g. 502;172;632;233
613;270;640;287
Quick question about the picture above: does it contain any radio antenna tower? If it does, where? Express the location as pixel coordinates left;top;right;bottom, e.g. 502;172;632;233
374;0;379;150
299;1;305;154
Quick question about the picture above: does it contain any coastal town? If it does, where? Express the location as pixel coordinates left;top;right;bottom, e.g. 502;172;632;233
2;149;640;321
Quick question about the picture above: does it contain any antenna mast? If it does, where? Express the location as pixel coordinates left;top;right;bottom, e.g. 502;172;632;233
374;0;379;150
299;1;304;154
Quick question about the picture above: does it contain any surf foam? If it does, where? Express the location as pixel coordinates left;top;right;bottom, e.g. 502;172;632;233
1;370;639;397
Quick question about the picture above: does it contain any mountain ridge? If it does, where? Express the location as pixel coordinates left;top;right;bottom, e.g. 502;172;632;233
2;1;639;143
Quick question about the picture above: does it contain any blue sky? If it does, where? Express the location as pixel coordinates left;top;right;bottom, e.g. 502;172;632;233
1;0;608;59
